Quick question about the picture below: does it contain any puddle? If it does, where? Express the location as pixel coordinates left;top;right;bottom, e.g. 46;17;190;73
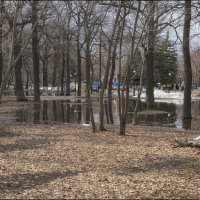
1;99;200;129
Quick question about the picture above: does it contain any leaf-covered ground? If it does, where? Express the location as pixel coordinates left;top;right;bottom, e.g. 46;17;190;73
0;124;200;199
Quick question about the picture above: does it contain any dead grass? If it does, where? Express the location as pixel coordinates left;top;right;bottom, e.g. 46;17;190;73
0;123;200;199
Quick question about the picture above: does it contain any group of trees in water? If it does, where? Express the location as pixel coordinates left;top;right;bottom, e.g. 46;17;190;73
0;0;197;134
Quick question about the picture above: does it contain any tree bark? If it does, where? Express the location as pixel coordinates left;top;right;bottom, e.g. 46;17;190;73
182;0;192;129
42;42;48;88
14;31;27;101
133;48;145;125
65;2;72;96
85;34;91;124
60;47;65;96
52;45;58;87
145;1;155;109
0;2;3;86
32;1;40;102
77;12;82;97
42;58;48;88
65;41;70;96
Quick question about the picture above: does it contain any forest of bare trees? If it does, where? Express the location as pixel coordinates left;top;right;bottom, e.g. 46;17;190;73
0;0;199;133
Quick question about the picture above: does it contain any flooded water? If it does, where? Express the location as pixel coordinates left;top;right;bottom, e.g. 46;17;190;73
1;98;200;130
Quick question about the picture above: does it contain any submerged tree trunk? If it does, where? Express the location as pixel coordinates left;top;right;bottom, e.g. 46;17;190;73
182;0;192;129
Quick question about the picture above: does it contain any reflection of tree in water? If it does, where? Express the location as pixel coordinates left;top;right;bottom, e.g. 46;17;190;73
126;99;177;125
15;108;27;123
190;101;200;129
33;103;40;124
77;100;82;124
70;100;80;124
85;102;90;124
183;118;191;129
66;100;71;123
52;101;62;122
9;98;200;129
42;100;48;123
104;100;110;124
60;100;65;123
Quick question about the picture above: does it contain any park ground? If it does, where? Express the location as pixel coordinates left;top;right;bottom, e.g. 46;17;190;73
1;123;200;199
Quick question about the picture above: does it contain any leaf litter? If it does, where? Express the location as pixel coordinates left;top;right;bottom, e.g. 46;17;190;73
0;123;200;199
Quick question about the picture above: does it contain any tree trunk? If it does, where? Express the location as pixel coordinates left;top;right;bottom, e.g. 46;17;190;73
77;13;82;97
107;54;115;124
42;100;48;122
118;1;141;135
183;0;192;129
42;59;48;88
25;71;29;96
0;3;3;86
145;1;155;109
52;46;58;87
99;32;102;90
107;24;122;124
133;48;145;125
14;31;27;101
76;13;82;123
42;45;48;88
65;42;70;96
60;47;65;96
32;1;40;102
99;4;121;131
85;29;96;132
85;33;91;124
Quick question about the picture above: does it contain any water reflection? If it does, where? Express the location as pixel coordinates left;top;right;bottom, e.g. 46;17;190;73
182;118;192;129
1;99;200;130
33;103;40;124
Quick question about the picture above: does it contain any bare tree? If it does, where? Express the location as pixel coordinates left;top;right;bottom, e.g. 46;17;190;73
182;0;192;129
0;1;48;102
99;2;121;131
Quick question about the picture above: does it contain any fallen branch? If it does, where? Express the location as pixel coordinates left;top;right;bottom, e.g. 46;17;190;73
174;139;200;148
